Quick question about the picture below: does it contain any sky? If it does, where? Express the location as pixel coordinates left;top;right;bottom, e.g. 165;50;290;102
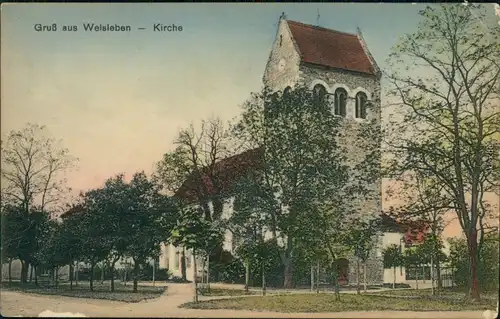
1;4;498;237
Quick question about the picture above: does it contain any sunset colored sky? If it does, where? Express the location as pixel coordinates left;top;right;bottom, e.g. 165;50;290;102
1;4;497;238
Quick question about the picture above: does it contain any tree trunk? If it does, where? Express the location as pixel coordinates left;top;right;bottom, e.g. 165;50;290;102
152;259;156;287
261;262;266;296
89;264;95;292
356;258;361;295
75;262;79;286
282;236;294;289
310;263;314;292
29;265;34;283
55;267;59;287
363;263;367;292
434;238;443;291
332;262;340;301
8;259;12;286
110;259;118;292
283;258;293;289
201;256;206;289
34;266;38;286
193;249;199;303
415;266;419;290
467;233;480;301
431;256;435;296
316;261;320;294
393;266;396;289
20;260;29;284
133;260;139;293
244;258;249;292
69;264;73;290
206;254;210;292
181;248;187;281
101;264;105;284
436;258;442;292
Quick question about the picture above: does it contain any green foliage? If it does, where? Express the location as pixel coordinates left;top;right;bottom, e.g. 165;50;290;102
170;205;224;255
383;244;404;269
122;172;176;264
232;85;381;288
346;216;381;262
411;234;447;265
0;204;55;271
449;235;499;291
1;204;32;262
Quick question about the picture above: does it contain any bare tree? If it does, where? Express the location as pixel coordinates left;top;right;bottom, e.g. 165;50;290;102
155;117;233;283
384;4;500;301
1;123;77;282
1;123;77;214
156;117;233;220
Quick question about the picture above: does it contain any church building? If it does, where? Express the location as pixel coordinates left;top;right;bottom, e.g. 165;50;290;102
158;16;415;288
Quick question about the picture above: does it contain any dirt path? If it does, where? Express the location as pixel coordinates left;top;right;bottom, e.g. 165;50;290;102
0;283;486;318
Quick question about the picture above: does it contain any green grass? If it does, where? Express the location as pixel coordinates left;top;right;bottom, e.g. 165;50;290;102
181;293;497;312
1;281;166;303
380;287;499;300
198;287;257;296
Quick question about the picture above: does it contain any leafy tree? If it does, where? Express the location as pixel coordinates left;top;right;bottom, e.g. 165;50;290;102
35;218;69;287
81;175;130;292
1;204;28;284
347;216;381;294
0;204;52;284
449;234;499;292
1;123;76;282
170;204;224;301
413;233;448;294
59;203;87;289
122;172;176;293
385;4;500;301
228;175;273;291
232;86;360;289
76;200;110;292
383;244;404;289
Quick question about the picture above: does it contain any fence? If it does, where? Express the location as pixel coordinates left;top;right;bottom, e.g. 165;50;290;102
404;265;455;288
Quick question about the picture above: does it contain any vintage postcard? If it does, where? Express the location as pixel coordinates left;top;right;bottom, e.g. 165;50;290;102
1;3;499;318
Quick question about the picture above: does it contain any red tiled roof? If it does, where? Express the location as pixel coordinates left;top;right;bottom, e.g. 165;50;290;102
174;147;264;202
380;212;429;240
286;20;375;75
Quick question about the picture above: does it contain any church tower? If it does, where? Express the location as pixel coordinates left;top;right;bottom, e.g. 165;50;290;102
262;15;384;285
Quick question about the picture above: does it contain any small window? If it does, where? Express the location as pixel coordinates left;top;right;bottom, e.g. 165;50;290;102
280;35;283;47
355;92;368;119
313;84;327;104
334;88;347;117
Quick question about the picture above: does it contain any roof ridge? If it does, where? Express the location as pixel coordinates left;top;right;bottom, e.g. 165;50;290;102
286;20;358;37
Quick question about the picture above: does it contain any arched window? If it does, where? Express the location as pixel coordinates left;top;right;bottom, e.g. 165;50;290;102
313;84;327;99
313;84;327;105
355;92;368;119
334;88;347;117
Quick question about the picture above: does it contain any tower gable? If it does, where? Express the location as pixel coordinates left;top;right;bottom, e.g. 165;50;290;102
262;17;302;91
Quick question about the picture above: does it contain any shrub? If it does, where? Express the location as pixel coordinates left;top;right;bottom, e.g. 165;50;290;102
449;234;499;292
